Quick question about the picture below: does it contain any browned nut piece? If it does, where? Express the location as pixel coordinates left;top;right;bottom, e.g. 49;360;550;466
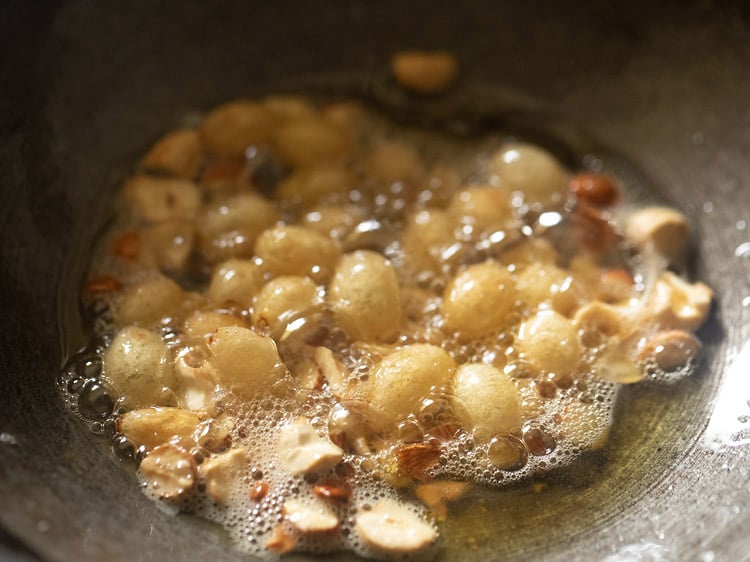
625;206;690;264
283;498;339;533
138;444;196;499
639;330;701;371
313;482;351;502
199;159;249;193
355;499;437;554
266;524;296;554
118;407;201;451
415;480;468;518
427;423;460;443
112;231;142;260
198;448;248;506
415;481;468;506
396;442;441;480
391;51;458;95
572;205;619;254
597;268;634;303
83;275;122;294
141;129;203;179
250;480;269;502
569;173;619;207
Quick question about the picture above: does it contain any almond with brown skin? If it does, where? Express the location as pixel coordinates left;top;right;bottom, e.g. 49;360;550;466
83;275;122;294
112;230;142;260
395;442;440;479
250;480;269;502
265;524;296;554
569;173;619;207
426;423;460;442
313;483;351;502
572;205;619;255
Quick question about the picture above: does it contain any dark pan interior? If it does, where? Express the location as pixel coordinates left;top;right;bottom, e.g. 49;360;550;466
2;2;750;561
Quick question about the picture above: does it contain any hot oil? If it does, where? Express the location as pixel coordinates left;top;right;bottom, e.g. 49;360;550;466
57;94;706;561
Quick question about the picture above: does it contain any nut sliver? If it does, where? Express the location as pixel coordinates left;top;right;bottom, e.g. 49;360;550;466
355;499;436;554
278;417;344;475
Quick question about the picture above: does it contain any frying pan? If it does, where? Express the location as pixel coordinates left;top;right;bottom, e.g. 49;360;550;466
2;1;750;560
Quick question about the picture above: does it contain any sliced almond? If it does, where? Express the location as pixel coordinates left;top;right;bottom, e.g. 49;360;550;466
138;444;196;499
283;498;339;533
312;483;351;502
415;481;469;519
313;346;348;394
277;417;344;475
112;231;142;260
355;499;436;554
265;524;296;554
391;51;458;95
198;448;248;506
83;275;122;294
